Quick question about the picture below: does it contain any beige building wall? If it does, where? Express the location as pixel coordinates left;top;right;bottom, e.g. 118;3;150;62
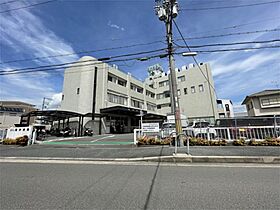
0;101;37;129
151;63;218;122
61;56;218;124
246;96;280;116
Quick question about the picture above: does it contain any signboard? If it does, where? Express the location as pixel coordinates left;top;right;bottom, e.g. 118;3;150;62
142;123;160;132
148;64;163;77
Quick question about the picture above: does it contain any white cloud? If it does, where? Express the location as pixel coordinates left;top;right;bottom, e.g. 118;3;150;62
108;20;125;31
211;51;280;77
0;4;78;107
0;4;78;65
48;92;62;109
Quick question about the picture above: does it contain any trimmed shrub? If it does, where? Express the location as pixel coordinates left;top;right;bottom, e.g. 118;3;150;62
249;138;280;146
233;139;246;146
2;135;29;146
3;138;18;145
137;136;172;146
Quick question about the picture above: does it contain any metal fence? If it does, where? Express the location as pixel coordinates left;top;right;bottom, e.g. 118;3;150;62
214;126;280;141
0;129;7;140
134;125;280;144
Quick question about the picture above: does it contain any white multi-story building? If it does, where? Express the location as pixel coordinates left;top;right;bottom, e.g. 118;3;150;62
61;56;218;133
216;99;234;118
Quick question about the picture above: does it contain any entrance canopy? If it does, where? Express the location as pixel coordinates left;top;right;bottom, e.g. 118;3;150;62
100;106;166;120
21;110;83;122
100;106;146;116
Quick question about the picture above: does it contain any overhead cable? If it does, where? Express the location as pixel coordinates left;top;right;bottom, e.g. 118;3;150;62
1;28;278;65
0;0;57;13
181;1;280;11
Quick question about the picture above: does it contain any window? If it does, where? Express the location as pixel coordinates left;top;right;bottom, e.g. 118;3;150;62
184;88;188;95
164;91;170;98
62;94;64;101
117;79;126;87
131;84;143;93
159;80;169;87
146;90;155;98
157;105;161;109
159;81;165;87
261;98;280;106
199;84;204;92
77;88;80;95
178;76;185;82
225;104;230;111
177;89;181;96
147;103;156;111
108;74;117;83
191;86;195;93
108;93;127;105
131;99;144;108
157;93;164;99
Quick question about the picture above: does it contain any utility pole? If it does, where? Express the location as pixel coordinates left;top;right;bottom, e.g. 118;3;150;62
155;0;183;146
41;97;52;111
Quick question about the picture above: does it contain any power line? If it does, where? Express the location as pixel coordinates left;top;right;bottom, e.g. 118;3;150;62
0;0;57;13
1;28;278;65
186;17;280;36
0;48;166;73
175;39;280;49
193;45;280;53
0;40;164;65
181;1;280;11
175;28;280;41
1;45;279;76
173;19;216;95
0;53;164;76
0;0;18;6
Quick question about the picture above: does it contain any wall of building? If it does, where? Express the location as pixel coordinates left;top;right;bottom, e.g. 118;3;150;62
0;114;21;129
0;101;37;129
61;57;219;126
151;63;218;122
250;97;280;116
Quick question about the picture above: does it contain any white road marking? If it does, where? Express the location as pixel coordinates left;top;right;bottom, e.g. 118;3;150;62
0;158;279;168
91;135;115;142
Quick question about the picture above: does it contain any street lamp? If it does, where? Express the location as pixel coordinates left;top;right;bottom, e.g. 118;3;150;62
182;52;197;57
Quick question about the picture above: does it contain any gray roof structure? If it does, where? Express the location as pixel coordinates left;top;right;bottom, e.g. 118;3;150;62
242;89;280;105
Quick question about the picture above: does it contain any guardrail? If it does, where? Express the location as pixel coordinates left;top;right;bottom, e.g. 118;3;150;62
214;126;280;141
134;126;280;145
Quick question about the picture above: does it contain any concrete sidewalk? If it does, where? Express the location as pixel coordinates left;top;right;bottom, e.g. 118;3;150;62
1;144;279;164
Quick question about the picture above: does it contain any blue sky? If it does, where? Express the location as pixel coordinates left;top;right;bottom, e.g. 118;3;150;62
0;0;279;112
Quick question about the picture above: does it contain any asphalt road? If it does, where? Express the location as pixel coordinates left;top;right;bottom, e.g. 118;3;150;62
0;162;279;210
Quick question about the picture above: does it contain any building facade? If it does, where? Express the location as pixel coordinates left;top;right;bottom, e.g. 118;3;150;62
61;56;219;133
0;101;37;129
216;99;234;118
242;89;280;117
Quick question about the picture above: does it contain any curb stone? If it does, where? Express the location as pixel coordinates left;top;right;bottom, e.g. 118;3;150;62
0;155;279;164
